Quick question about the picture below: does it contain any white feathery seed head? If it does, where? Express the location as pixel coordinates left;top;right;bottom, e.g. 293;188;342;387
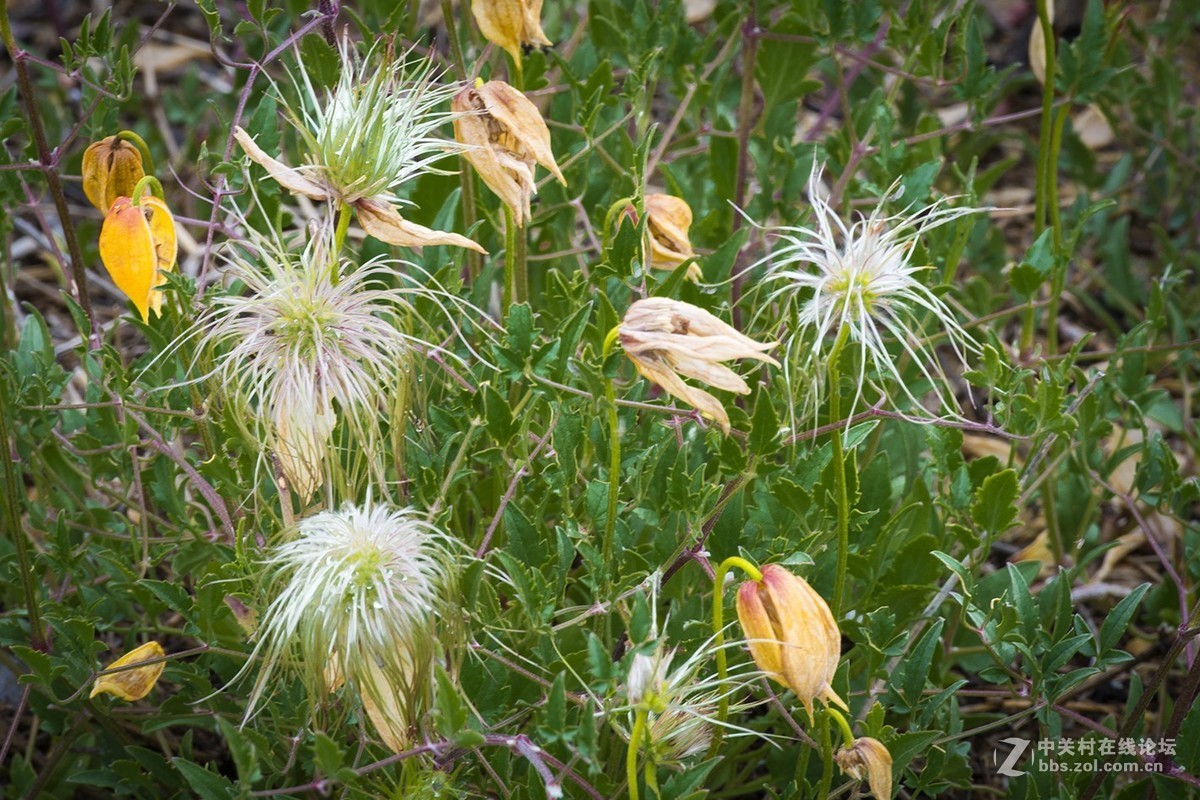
199;224;416;497
241;502;454;750
288;35;467;207
760;164;986;425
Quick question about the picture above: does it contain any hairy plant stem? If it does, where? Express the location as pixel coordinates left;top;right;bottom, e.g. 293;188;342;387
729;0;759;328
828;326;851;618
817;712;834;798
0;392;45;650
440;0;480;280
1023;0;1060;357
600;327;621;595
0;0;97;341
709;555;763;756
627;707;649;800
503;206;527;307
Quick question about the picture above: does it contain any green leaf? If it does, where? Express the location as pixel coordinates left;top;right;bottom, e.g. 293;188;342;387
172;758;235;800
1097;583;1150;655
971;469;1019;534
749;392;780;455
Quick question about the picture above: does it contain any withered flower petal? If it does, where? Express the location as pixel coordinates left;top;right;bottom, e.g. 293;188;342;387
644;194;701;281
836;737;894;799
233;126;331;201
618;298;778;434
471;0;552;65
735;564;845;721
355;198;487;253
82;136;146;213
453;80;564;227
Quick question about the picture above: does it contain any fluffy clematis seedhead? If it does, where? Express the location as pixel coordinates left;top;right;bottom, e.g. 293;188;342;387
453;79;564;227
759;164;986;425
618;297;778;434
241;502;455;753
234;37;484;253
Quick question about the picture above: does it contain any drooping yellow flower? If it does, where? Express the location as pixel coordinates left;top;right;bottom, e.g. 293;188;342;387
471;0;552;65
453;80;564;227
836;737;894;799
82;135;145;213
735;564;845;721
90;641;166;702
643;194;701;281
618;298;778;434
98;194;177;322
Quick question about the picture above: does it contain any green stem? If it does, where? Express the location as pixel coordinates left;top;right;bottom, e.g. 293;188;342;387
1044;105;1069;355
817;712;834;799
827;707;856;749
441;0;480;281
502;206;527;307
710;555;764;756
1025;0;1058;357
0;385;45;650
828;326;851;619
600;327;621;588
114;129;154;174
627;707;648;800
129;175;164;204
333;202;351;253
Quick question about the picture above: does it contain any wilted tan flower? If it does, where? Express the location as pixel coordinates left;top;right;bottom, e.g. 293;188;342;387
453;80;564;227
618;298;778;434
836;737;893;799
90;641;166;701
82;135;146;212
643;194;701;281
735;564;845;720
471;0;552;65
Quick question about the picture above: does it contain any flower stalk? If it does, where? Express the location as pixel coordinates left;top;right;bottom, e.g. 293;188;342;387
601;326;622;589
710;555;763;751
827;324;851;618
627;706;649;800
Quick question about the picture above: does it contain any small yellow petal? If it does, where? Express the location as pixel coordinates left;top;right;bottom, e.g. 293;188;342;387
90;641;166;702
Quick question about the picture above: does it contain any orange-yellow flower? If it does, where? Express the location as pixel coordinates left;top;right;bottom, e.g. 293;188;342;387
453;80;564;227
735;564;845;720
89;641;166;702
98;194;177;322
836;737;894;799
82;135;145;213
618;298;778;434
471;0;552;65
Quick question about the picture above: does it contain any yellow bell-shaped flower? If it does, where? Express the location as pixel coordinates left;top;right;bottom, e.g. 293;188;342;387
89;641;166;702
98;192;177;322
82;135;146;213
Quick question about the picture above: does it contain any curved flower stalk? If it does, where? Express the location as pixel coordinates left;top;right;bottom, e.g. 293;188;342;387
759;165;984;425
197;217;490;500
234;37;484;253
618;297;779;434
239;502;456;753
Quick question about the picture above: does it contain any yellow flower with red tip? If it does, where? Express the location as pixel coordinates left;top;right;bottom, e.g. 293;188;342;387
89;641;166;702
735;564;845;721
98;192;177;322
